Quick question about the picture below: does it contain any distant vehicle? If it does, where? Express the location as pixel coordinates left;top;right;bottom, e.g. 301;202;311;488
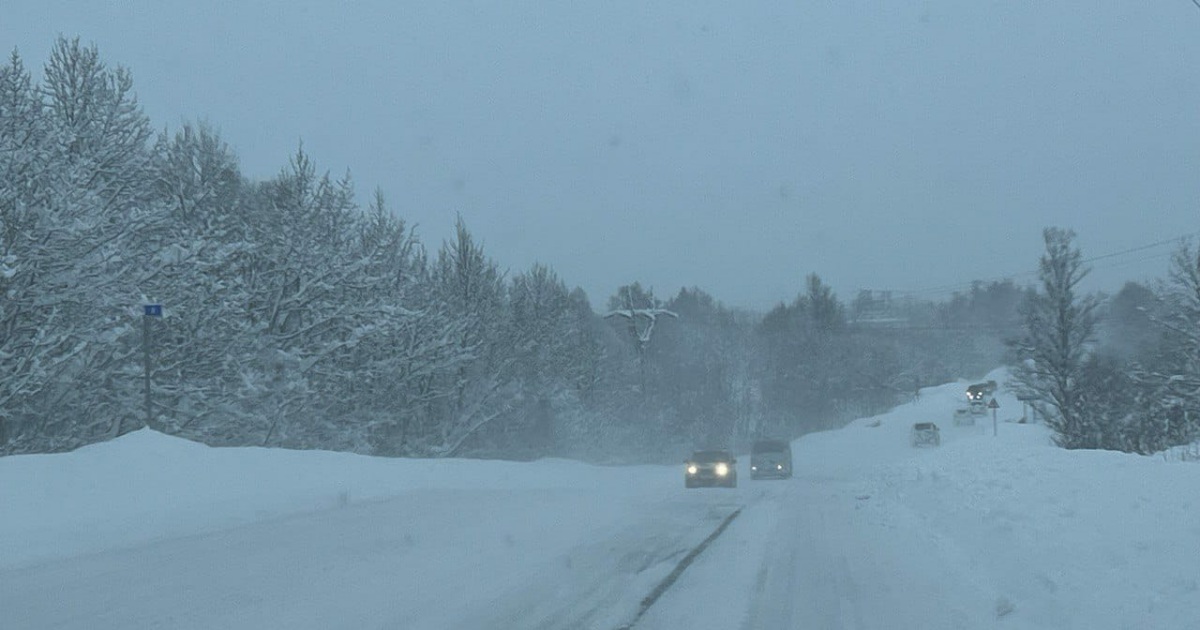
967;381;997;415
911;422;941;447
966;381;997;404
953;408;975;426
750;439;793;480
685;450;738;488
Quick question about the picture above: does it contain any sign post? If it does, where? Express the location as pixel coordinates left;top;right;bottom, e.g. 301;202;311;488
988;398;1000;437
1016;395;1037;424
143;304;163;429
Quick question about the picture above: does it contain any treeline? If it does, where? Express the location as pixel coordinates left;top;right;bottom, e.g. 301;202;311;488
1013;229;1200;454
2;39;1013;461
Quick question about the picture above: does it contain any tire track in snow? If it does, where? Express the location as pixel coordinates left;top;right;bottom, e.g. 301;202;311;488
617;506;744;630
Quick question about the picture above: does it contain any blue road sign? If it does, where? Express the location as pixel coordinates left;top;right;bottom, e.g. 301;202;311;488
144;304;163;317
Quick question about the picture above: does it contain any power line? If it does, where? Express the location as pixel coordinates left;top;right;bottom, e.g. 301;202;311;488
865;229;1200;298
1081;235;1190;265
1088;251;1175;275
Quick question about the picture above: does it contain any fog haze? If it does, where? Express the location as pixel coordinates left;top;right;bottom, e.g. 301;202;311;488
6;0;1198;308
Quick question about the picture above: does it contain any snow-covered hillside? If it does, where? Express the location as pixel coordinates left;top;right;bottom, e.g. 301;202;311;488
3;370;1197;629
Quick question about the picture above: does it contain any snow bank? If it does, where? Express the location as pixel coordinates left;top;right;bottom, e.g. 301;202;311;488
825;370;1200;628
0;429;662;570
1;428;732;630
643;369;1200;628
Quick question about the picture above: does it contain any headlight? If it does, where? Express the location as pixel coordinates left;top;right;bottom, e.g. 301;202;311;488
776;464;783;470
715;462;729;477
751;465;757;471
687;465;698;475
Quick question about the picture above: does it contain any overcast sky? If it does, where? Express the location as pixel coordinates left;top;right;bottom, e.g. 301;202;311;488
5;1;1199;310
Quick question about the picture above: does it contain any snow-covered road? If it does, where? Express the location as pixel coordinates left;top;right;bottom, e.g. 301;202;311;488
639;464;994;630
1;434;745;629
2;488;737;629
4;370;1199;629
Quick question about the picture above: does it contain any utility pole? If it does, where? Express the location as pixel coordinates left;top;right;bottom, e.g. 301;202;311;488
600;302;676;396
143;304;163;430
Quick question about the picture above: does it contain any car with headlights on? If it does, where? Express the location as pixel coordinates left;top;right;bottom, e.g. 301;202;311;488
685;449;738;488
750;439;793;480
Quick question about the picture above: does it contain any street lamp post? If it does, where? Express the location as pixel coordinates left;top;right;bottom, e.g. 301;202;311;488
143;304;162;429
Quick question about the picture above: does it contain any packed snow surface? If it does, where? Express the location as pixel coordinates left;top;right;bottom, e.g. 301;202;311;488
3;369;1198;629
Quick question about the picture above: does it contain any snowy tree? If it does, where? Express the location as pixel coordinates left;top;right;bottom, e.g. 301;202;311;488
799;273;844;334
1167;242;1200;439
232;150;400;447
135;122;248;437
505;264;575;451
336;194;473;456
2;36;1061;462
0;39;159;451
1163;241;1200;411
44;37;158;440
562;287;605;403
653;288;746;448
1100;282;1159;361
756;273;880;435
1124;241;1200;453
422;217;516;456
1076;353;1140;451
1012;228;1100;449
0;49;51;449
